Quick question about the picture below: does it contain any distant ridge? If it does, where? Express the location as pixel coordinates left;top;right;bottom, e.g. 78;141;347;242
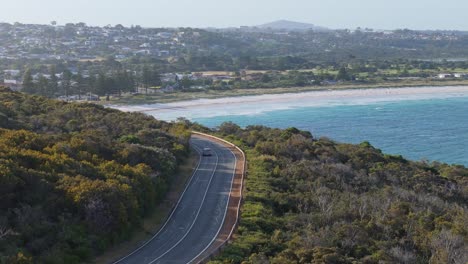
256;20;329;31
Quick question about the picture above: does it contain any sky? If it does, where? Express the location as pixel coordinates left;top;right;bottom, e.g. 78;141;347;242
2;0;467;30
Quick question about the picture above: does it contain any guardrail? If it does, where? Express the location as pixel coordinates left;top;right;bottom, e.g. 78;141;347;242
191;131;246;264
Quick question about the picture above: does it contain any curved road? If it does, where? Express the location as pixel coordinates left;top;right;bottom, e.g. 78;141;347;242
113;134;237;264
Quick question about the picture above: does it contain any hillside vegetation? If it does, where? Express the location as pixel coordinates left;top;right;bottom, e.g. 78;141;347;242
0;87;191;263
210;123;467;264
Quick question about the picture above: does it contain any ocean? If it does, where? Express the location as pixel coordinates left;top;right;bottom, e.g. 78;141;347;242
120;87;468;166
193;97;468;166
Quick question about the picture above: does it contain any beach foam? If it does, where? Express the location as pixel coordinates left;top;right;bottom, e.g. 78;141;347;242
111;86;468;121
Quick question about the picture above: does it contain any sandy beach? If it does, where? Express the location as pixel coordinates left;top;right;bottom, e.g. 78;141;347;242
112;86;468;120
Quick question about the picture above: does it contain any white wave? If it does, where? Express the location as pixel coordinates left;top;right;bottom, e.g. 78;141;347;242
110;86;468;121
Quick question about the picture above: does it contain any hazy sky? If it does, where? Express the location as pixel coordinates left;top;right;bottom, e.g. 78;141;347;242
2;0;467;30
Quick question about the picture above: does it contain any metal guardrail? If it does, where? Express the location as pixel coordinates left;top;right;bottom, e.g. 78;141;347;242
191;132;247;264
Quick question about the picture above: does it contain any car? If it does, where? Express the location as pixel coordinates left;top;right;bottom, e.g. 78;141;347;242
202;147;212;156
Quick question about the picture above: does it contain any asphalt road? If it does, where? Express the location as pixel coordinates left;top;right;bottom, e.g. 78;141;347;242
113;134;237;264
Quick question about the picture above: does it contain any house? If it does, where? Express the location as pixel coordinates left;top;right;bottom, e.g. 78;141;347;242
176;73;193;80
137;87;160;94
135;49;151;55
4;70;21;77
139;43;151;48
4;79;19;85
156;32;173;39
57;93;100;101
161;85;177;92
158;50;170;57
161;73;177;82
438;73;453;79
2;80;22;91
84;93;100;101
115;54;127;60
454;73;467;78
322;80;338;85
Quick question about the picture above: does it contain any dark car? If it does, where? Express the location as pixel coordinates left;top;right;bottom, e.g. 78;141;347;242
202;147;212;156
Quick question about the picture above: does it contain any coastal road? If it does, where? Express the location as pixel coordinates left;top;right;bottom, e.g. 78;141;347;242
113;134;237;264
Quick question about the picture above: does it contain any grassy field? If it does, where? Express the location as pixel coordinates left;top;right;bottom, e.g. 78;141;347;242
107;79;468;105
93;150;199;264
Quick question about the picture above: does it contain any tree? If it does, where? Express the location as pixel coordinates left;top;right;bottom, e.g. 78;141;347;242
47;66;59;97
114;24;125;30
0;225;12;240
94;73;108;97
151;65;162;87
336;66;350;81
430;229;467;264
0;89;191;262
141;66;151;95
261;73;272;83
36;75;49;96
22;69;35;94
141;66;161;94
62;69;73;98
180;76;193;89
114;70;134;96
74;72;85;100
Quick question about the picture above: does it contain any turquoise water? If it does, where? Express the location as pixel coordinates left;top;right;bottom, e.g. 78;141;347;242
193;97;468;166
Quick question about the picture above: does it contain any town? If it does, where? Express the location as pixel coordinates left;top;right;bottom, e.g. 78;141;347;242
2;22;468;101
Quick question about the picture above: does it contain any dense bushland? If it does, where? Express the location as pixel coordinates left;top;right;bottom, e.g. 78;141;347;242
211;123;467;264
0;87;191;263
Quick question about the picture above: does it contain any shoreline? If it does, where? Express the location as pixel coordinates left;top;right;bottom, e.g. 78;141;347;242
107;80;468;105
111;85;468;121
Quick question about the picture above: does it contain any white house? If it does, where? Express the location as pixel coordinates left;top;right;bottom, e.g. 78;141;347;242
2;80;22;91
4;70;21;77
3;79;18;85
438;73;453;79
156;32;173;39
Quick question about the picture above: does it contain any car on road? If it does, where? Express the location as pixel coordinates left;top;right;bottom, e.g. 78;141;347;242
202;147;212;156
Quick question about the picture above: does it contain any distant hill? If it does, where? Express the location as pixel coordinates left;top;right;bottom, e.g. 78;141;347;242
256;20;329;31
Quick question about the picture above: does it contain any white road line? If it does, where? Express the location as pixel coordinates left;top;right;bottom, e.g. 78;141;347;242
188;145;237;264
113;141;206;264
147;142;221;264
